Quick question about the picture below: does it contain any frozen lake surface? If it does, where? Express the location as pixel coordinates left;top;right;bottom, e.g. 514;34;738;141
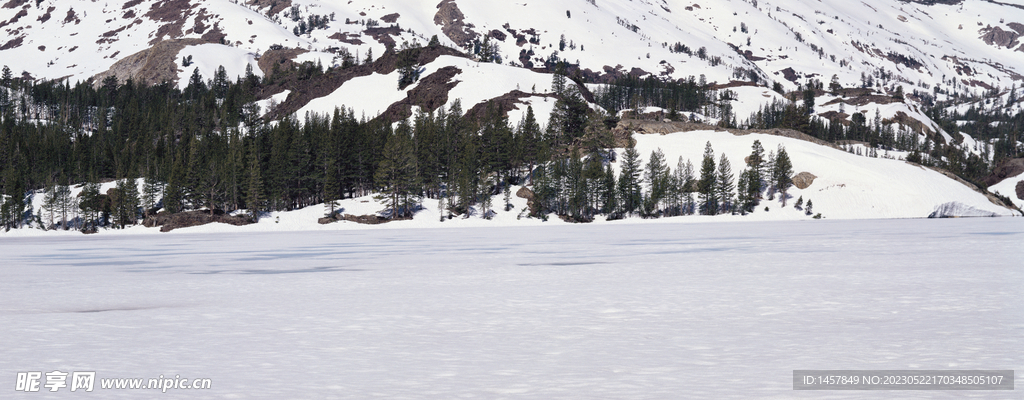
2;218;1021;399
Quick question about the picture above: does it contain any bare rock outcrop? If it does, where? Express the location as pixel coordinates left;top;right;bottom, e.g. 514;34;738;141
90;38;206;87
143;210;253;232
793;172;817;189
434;0;478;48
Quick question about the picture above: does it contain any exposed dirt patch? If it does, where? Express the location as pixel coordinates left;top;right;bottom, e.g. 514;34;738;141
434;0;478;48
329;32;364;45
463;90;558;126
1;0;27;9
37;6;54;23
123;0;144;9
64;7;79;25
146;0;196;44
364;26;402;49
817;111;850;123
982;158;1024;187
144;210;253;232
0;6;27;29
90;38;208;87
378;66;462;123
780;67;799;82
742;50;765;62
488;29;506;41
0;35;24;51
247;0;291;16
793;172;817;189
1017;181;1024;200
381;13;400;23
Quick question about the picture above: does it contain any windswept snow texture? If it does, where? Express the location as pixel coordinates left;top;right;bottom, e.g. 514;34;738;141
2;219;1022;399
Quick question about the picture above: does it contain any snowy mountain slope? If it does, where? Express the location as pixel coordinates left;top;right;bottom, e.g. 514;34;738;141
4;1;1023;94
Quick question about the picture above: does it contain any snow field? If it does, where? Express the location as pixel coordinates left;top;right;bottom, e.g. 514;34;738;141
175;44;263;89
0;218;1020;399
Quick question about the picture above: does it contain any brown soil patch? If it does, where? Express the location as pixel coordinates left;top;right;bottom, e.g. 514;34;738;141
378;66;462;123
793;172;817;189
144;211;253;232
0;7;27;30
434;0;478;47
1016;181;1024;200
462;90;558;126
365;26;402;48
247;0;291;16
1;0;27;9
0;35;24;51
780;67;799;82
982;158;1024;187
381;13;400;23
145;0;197;45
64;7;79;24
329;32;364;45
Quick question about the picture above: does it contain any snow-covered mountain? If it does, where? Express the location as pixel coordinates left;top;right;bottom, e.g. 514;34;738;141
3;0;1022;105
0;0;1021;234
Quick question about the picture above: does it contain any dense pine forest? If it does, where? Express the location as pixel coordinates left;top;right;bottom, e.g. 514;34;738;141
0;45;1016;231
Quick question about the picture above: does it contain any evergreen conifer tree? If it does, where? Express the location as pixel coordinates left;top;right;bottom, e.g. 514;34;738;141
716;154;735;214
644;149;669;216
772;146;794;205
617;147;643;215
374;122;420;219
698;142;718;215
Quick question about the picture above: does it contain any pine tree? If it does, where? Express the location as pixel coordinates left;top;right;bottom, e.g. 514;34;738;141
600;163;618;215
716;154;735;214
772;145;794;205
643;148;669;216
113;178;140;228
142;175;162;218
42;182;57;229
748;140;765;198
736;169;752;214
698;142;718;215
246;139;263;222
617;147;643;215
805;199;813;215
55;184;75;230
78;181;102;231
374;121;420;219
